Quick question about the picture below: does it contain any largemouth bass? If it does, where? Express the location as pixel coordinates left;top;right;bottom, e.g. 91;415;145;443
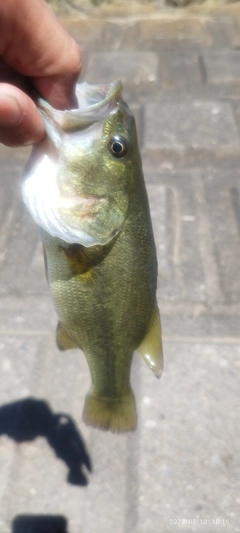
23;81;163;432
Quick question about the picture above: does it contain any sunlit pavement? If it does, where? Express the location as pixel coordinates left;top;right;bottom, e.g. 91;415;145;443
0;6;240;533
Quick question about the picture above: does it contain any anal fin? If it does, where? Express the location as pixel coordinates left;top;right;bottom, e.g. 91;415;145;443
137;302;163;378
56;322;77;351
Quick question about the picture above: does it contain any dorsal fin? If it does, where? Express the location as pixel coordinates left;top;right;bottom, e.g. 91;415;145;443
137;302;163;378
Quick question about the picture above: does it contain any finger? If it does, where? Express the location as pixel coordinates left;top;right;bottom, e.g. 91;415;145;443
0;83;44;147
0;0;81;109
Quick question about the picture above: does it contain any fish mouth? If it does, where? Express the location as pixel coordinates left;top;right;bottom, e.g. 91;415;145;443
38;80;123;136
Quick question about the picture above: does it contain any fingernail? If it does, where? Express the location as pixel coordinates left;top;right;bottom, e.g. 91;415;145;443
0;94;22;125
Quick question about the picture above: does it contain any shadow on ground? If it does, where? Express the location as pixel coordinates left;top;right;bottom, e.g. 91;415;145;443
12;514;68;533
0;398;91;486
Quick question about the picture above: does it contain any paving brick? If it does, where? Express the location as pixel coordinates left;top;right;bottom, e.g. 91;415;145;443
0;336;40;404
157;46;202;94
62;18;104;48
129;103;144;148
147;183;206;303
95;2;155;17
205;14;240;48
145;163;240;340
206;185;240;304
0;438;15;531
0;297;54;334
202;49;240;85
0;159;47;297
83;51;158;91
146;165;240;306
101;21;139;50
138;17;211;44
138;342;240;533
0;208;46;297
81;433;135;533
162;309;240;340
144;100;240;153
232;186;240;234
226;12;240;47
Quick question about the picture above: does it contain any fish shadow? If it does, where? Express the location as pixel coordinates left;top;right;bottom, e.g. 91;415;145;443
12;514;68;533
0;397;91;486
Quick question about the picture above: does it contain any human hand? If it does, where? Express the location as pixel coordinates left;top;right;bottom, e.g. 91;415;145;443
0;0;81;147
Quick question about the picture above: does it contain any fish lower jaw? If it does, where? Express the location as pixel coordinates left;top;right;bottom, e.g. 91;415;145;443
82;390;137;433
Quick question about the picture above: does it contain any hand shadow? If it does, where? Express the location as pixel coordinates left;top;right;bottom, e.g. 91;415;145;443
12;514;68;533
0;397;91;485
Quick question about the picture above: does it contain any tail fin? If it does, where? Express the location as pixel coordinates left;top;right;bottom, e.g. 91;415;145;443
82;390;137;433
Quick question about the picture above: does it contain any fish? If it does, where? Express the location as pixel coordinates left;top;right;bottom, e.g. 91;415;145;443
22;80;163;433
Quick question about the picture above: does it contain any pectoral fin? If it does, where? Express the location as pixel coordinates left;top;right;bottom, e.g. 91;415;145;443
137;302;163;378
56;322;77;351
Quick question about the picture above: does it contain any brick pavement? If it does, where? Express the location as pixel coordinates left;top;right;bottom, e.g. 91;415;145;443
1;6;240;533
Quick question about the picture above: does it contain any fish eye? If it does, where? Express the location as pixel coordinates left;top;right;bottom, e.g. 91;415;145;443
108;136;127;158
